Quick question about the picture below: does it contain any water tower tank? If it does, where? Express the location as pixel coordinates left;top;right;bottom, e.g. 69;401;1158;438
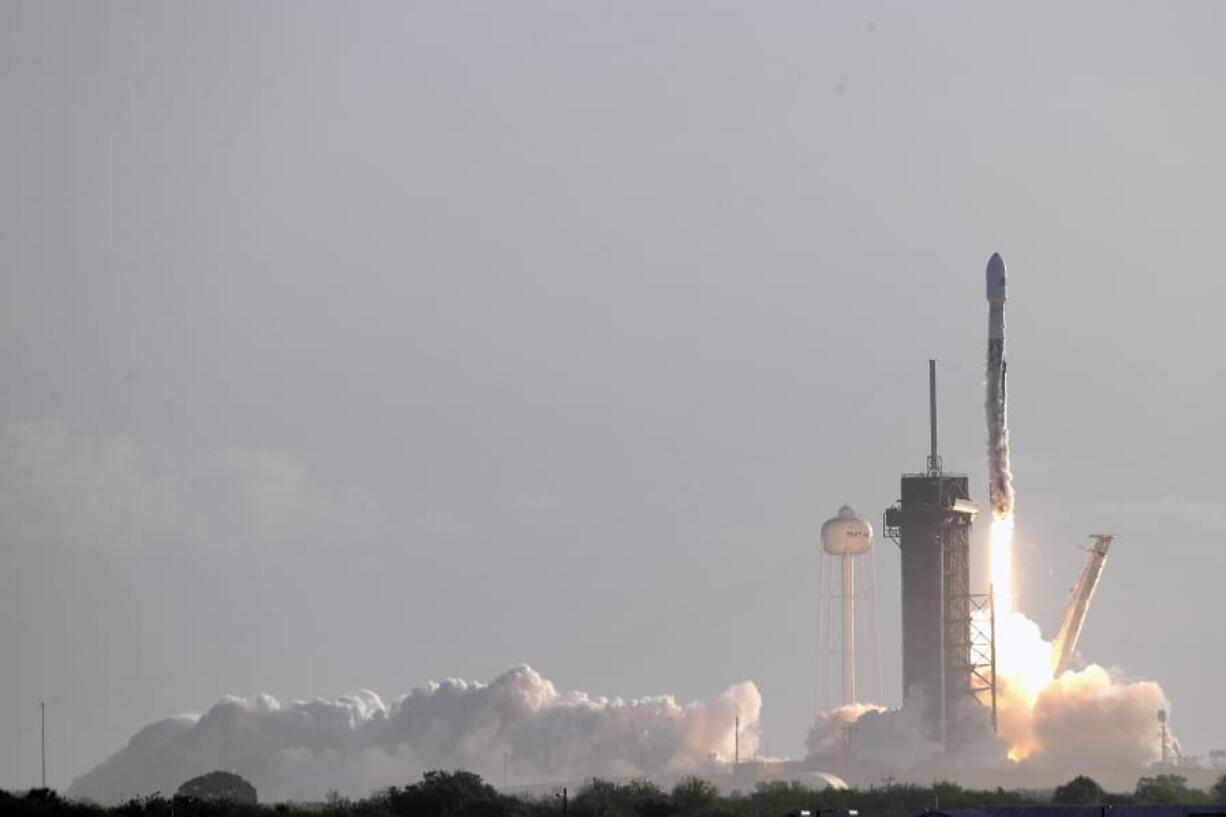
821;505;873;555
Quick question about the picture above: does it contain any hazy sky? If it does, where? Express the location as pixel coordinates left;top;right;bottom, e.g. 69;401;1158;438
3;1;1224;791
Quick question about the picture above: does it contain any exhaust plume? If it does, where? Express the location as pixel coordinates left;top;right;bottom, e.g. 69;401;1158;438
993;623;1173;770
808;658;1172;775
69;665;760;804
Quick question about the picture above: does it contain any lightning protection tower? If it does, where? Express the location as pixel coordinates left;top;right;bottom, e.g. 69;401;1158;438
818;505;883;709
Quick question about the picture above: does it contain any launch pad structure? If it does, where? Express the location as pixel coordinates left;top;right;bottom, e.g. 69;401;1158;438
884;361;997;745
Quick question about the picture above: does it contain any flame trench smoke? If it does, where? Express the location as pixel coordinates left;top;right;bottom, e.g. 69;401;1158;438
69;665;761;804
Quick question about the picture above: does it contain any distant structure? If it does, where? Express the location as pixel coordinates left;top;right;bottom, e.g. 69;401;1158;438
818;505;882;708
885;361;993;744
1159;709;1170;765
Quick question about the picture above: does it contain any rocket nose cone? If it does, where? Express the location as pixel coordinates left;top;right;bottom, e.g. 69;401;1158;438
986;252;1007;303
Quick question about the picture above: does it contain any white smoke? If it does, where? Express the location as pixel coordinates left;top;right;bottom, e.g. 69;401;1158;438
69;665;761;804
807;664;1172;774
806;702;943;769
996;661;1171;769
805;691;992;771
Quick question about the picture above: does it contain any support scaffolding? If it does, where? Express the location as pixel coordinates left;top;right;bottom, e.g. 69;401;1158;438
949;588;998;736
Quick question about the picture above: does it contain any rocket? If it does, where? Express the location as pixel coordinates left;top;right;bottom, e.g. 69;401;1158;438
985;252;1014;517
986;252;1007;376
986;252;1007;416
986;252;1006;321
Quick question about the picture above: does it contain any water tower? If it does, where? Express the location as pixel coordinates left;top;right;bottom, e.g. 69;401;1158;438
818;505;883;708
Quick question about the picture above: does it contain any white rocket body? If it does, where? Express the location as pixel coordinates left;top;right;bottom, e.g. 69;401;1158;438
987;252;1007;339
985;252;1013;517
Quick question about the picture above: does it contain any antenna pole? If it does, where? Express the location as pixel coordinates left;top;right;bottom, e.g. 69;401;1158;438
734;712;740;768
1159;710;1169;765
40;701;46;789
928;360;942;474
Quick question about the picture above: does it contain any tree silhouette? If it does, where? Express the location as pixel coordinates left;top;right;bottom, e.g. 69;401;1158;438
387;770;520;817
1053;775;1106;804
1135;774;1200;804
176;770;258;805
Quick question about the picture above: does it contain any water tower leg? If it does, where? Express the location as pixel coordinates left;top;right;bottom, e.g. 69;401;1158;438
843;552;855;705
861;546;884;705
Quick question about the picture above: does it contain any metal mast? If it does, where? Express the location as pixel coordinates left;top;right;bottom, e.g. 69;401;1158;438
928;359;942;475
40;701;46;789
734;712;740;768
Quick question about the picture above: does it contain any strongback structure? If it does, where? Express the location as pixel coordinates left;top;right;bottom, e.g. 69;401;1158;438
1050;534;1114;678
884;361;989;744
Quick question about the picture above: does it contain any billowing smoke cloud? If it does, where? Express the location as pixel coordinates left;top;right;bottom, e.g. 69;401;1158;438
69;665;761;804
805;692;999;771
806;703;884;758
806;700;943;769
807;650;1172;774
994;649;1171;769
1025;667;1168;769
984;607;1173;769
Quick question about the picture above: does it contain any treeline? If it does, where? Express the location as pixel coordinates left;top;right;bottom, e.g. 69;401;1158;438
4;770;1226;817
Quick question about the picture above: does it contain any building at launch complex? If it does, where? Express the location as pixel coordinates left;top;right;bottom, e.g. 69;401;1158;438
816;360;996;749
883;361;996;747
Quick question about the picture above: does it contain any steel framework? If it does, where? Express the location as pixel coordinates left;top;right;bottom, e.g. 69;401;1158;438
948;587;997;736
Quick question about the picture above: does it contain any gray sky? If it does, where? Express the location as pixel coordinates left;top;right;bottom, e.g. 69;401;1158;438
2;0;1224;790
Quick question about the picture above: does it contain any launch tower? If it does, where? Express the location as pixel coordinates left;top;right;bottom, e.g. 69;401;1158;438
884;361;983;744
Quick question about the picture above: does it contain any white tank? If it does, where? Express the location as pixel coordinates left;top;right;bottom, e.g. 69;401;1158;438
821;505;873;555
